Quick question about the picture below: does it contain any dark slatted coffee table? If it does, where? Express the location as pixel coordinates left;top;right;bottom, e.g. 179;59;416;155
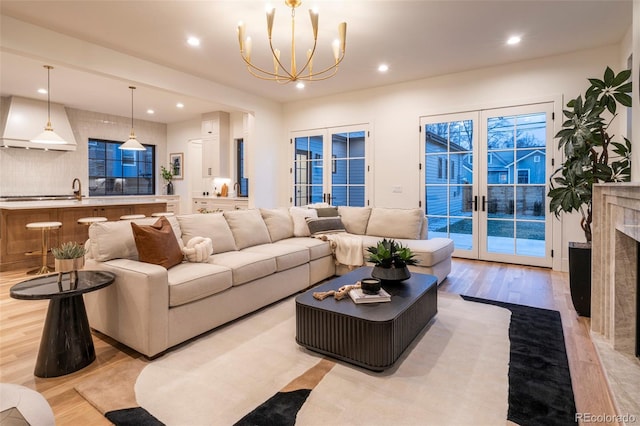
295;266;437;371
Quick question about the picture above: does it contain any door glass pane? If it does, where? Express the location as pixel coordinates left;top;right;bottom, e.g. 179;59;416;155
485;111;547;257
293;135;323;206
487;116;514;149
487;219;515;254
424;119;474;251
331;130;365;207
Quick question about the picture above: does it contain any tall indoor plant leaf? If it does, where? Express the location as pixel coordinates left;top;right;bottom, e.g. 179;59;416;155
548;67;632;243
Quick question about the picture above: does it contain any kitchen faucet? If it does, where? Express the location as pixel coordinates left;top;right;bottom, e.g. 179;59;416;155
72;178;82;201
233;182;241;196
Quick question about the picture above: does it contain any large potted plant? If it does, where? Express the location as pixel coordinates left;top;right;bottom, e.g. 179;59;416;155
548;67;632;317
366;238;419;282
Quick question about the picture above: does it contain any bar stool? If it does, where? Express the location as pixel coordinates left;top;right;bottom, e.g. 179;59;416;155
151;212;174;217
25;221;62;275
77;216;108;226
120;214;146;220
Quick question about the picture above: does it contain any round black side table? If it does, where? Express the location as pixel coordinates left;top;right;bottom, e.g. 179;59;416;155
10;270;115;378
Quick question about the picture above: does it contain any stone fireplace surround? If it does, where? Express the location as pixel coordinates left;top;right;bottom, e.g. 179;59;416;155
592;183;640;419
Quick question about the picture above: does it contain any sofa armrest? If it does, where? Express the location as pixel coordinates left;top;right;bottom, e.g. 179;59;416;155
84;258;170;357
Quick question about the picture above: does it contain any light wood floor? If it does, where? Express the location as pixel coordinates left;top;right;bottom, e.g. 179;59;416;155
0;259;618;425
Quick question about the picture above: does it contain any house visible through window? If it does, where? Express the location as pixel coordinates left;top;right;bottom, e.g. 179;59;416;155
88;138;155;196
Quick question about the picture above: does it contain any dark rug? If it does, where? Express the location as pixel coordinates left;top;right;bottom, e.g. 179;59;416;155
98;296;578;426
462;296;577;426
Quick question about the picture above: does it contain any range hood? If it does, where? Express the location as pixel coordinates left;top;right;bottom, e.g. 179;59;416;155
0;96;77;151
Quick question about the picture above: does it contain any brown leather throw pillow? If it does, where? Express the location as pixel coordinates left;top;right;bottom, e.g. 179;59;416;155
131;217;183;269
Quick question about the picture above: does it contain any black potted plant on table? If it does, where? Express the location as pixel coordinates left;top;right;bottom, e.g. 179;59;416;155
548;66;632;317
366;238;419;282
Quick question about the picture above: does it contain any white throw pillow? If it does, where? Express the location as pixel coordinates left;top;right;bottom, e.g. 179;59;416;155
224;209;272;249
366;208;424;239
289;207;318;237
260;208;294;242
177;213;237;254
89;217;182;262
337;206;371;235
182;237;214;263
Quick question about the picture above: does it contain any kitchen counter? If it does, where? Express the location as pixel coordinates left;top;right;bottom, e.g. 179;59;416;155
0;197;173;210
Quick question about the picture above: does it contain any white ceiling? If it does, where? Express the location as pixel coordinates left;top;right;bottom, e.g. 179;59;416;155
0;0;633;124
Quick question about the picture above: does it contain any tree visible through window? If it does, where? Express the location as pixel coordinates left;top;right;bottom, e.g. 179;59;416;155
88;139;155;196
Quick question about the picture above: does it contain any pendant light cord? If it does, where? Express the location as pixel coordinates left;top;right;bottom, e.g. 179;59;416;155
129;86;135;130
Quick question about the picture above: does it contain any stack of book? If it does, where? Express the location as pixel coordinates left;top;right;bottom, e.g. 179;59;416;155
349;288;391;304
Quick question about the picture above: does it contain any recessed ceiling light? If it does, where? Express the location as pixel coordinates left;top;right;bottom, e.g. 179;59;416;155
146;109;155;115
187;36;200;47
378;64;389;73
176;102;184;108
37;88;47;94
507;36;521;45
296;82;305;89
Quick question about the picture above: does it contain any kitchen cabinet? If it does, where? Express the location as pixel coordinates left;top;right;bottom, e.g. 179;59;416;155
0;200;166;271
201;112;230;178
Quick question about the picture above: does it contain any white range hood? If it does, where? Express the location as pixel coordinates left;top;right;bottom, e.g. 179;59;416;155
0;96;77;151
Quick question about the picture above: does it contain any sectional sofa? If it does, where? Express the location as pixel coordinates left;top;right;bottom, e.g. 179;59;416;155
84;206;454;357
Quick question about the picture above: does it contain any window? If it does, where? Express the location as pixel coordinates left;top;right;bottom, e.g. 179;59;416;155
517;169;530;184
88;139;155;196
292;125;368;207
236;139;249;197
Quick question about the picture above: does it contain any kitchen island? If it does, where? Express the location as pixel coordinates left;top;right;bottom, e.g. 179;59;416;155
0;197;173;271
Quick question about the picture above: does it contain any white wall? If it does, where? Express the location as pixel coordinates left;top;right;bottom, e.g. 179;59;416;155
283;45;624;271
166;117;201;213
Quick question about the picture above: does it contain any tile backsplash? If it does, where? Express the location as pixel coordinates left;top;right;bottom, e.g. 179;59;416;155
0;107;166;197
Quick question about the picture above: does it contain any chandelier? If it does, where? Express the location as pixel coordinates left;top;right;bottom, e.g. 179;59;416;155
237;0;347;84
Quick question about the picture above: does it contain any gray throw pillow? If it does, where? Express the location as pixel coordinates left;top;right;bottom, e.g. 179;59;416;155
314;207;339;217
306;217;346;235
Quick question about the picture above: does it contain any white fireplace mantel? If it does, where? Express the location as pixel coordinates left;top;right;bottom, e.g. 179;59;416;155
591;183;640;420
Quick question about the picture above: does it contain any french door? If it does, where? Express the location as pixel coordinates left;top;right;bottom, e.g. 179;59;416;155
291;125;369;207
421;103;553;267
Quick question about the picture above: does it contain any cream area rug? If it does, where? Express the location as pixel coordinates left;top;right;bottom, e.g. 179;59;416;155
126;292;512;425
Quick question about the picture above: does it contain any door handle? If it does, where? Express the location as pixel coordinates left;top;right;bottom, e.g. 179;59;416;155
474;195;478;212
482;195;486;212
327;193;332;205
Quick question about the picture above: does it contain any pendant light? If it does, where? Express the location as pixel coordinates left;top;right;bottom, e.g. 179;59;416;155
31;65;68;145
119;86;146;151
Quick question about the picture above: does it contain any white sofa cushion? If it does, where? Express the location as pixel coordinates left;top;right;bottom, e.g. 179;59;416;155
337;206;371;235
243;243;310;272
167;263;233;307
275;237;332;260
210;251;276;286
366;208;424;240
260;208;294;242
224;209;272;249
289;207;318;237
89;217;182;262
359;235;454;267
177;213;237;254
